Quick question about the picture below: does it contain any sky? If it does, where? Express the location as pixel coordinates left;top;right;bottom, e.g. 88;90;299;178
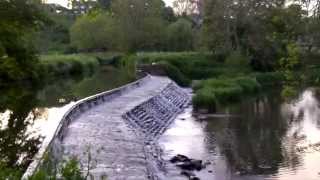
47;0;174;7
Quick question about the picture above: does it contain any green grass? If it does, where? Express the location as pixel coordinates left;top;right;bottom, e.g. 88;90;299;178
40;54;100;76
253;72;284;86
135;52;252;87
158;61;191;87
193;76;265;111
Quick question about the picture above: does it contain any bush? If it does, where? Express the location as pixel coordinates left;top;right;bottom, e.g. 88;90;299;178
234;77;261;93
208;82;243;102
29;157;85;180
192;87;217;111
0;166;22;180
117;55;137;80
159;61;191;87
166;19;194;51
40;54;100;76
225;51;249;67
136;52;220;80
192;76;262;110
70;12;116;51
253;72;284;86
61;158;84;180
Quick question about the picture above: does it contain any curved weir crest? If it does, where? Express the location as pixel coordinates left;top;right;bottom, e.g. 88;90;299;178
23;75;191;180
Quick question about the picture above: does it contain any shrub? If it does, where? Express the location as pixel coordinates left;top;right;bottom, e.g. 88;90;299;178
234;77;261;93
40;54;100;77
193;76;262;110
166;19;194;51
210;85;243;102
192;87;217;111
136;52;220;80
159;61;191;87
61;158;84;180
29;157;85;180
281;85;298;100
225;51;249;67
254;72;284;86
70;12;116;51
0;166;22;180
118;55;137;80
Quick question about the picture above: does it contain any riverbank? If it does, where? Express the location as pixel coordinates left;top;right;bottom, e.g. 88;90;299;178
0;64;136;179
135;52;320;111
22;75;190;180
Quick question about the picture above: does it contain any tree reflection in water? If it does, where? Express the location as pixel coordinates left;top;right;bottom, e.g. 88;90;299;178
0;87;42;172
208;89;306;175
0;67;135;173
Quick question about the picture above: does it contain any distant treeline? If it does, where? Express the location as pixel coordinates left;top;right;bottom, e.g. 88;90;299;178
3;0;320;82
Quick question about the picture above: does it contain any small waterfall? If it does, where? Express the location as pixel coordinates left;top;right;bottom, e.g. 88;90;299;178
122;82;191;180
123;83;191;140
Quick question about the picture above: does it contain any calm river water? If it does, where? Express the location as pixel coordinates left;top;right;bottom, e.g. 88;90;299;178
160;88;320;180
0;66;133;171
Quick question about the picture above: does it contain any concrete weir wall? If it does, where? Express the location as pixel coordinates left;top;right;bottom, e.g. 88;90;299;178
22;75;191;180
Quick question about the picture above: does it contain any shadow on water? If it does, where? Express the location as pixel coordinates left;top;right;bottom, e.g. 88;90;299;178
0;66;134;172
160;88;320;180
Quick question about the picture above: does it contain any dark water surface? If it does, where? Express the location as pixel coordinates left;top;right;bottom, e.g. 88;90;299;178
0;66;133;171
160;88;320;180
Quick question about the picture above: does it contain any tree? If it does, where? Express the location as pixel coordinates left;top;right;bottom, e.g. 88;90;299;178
162;6;177;22
110;0;167;52
166;18;194;51
0;0;46;82
97;0;112;9
70;12;116;51
34;3;75;53
202;0;306;71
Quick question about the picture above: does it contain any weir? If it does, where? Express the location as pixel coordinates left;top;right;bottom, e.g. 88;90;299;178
23;75;191;180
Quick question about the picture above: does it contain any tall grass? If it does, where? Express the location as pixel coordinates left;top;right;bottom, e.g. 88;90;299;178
253;72;284;86
193;76;262;111
158;61;191;87
136;52;220;80
40;54;100;77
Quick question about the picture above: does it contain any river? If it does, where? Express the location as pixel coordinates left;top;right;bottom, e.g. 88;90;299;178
2;70;320;179
160;88;320;180
0;66;134;172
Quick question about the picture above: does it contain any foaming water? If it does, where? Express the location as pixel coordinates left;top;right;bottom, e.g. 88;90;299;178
159;88;320;180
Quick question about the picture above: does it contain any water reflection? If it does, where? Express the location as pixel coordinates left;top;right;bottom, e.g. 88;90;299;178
0;87;42;171
160;88;320;180
0;67;134;172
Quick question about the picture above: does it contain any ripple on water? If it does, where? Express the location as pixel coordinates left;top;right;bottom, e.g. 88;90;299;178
160;88;320;180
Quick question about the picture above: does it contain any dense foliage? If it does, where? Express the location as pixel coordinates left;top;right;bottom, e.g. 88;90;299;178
0;0;46;82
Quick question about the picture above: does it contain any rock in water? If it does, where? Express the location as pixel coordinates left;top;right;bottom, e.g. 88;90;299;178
176;160;203;171
170;154;190;163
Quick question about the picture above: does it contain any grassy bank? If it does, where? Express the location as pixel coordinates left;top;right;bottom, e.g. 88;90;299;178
135;52;251;86
134;52;288;111
192;73;284;111
40;54;100;77
38;52;130;78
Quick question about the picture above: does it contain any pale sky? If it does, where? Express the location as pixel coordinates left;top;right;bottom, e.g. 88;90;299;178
47;0;174;7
